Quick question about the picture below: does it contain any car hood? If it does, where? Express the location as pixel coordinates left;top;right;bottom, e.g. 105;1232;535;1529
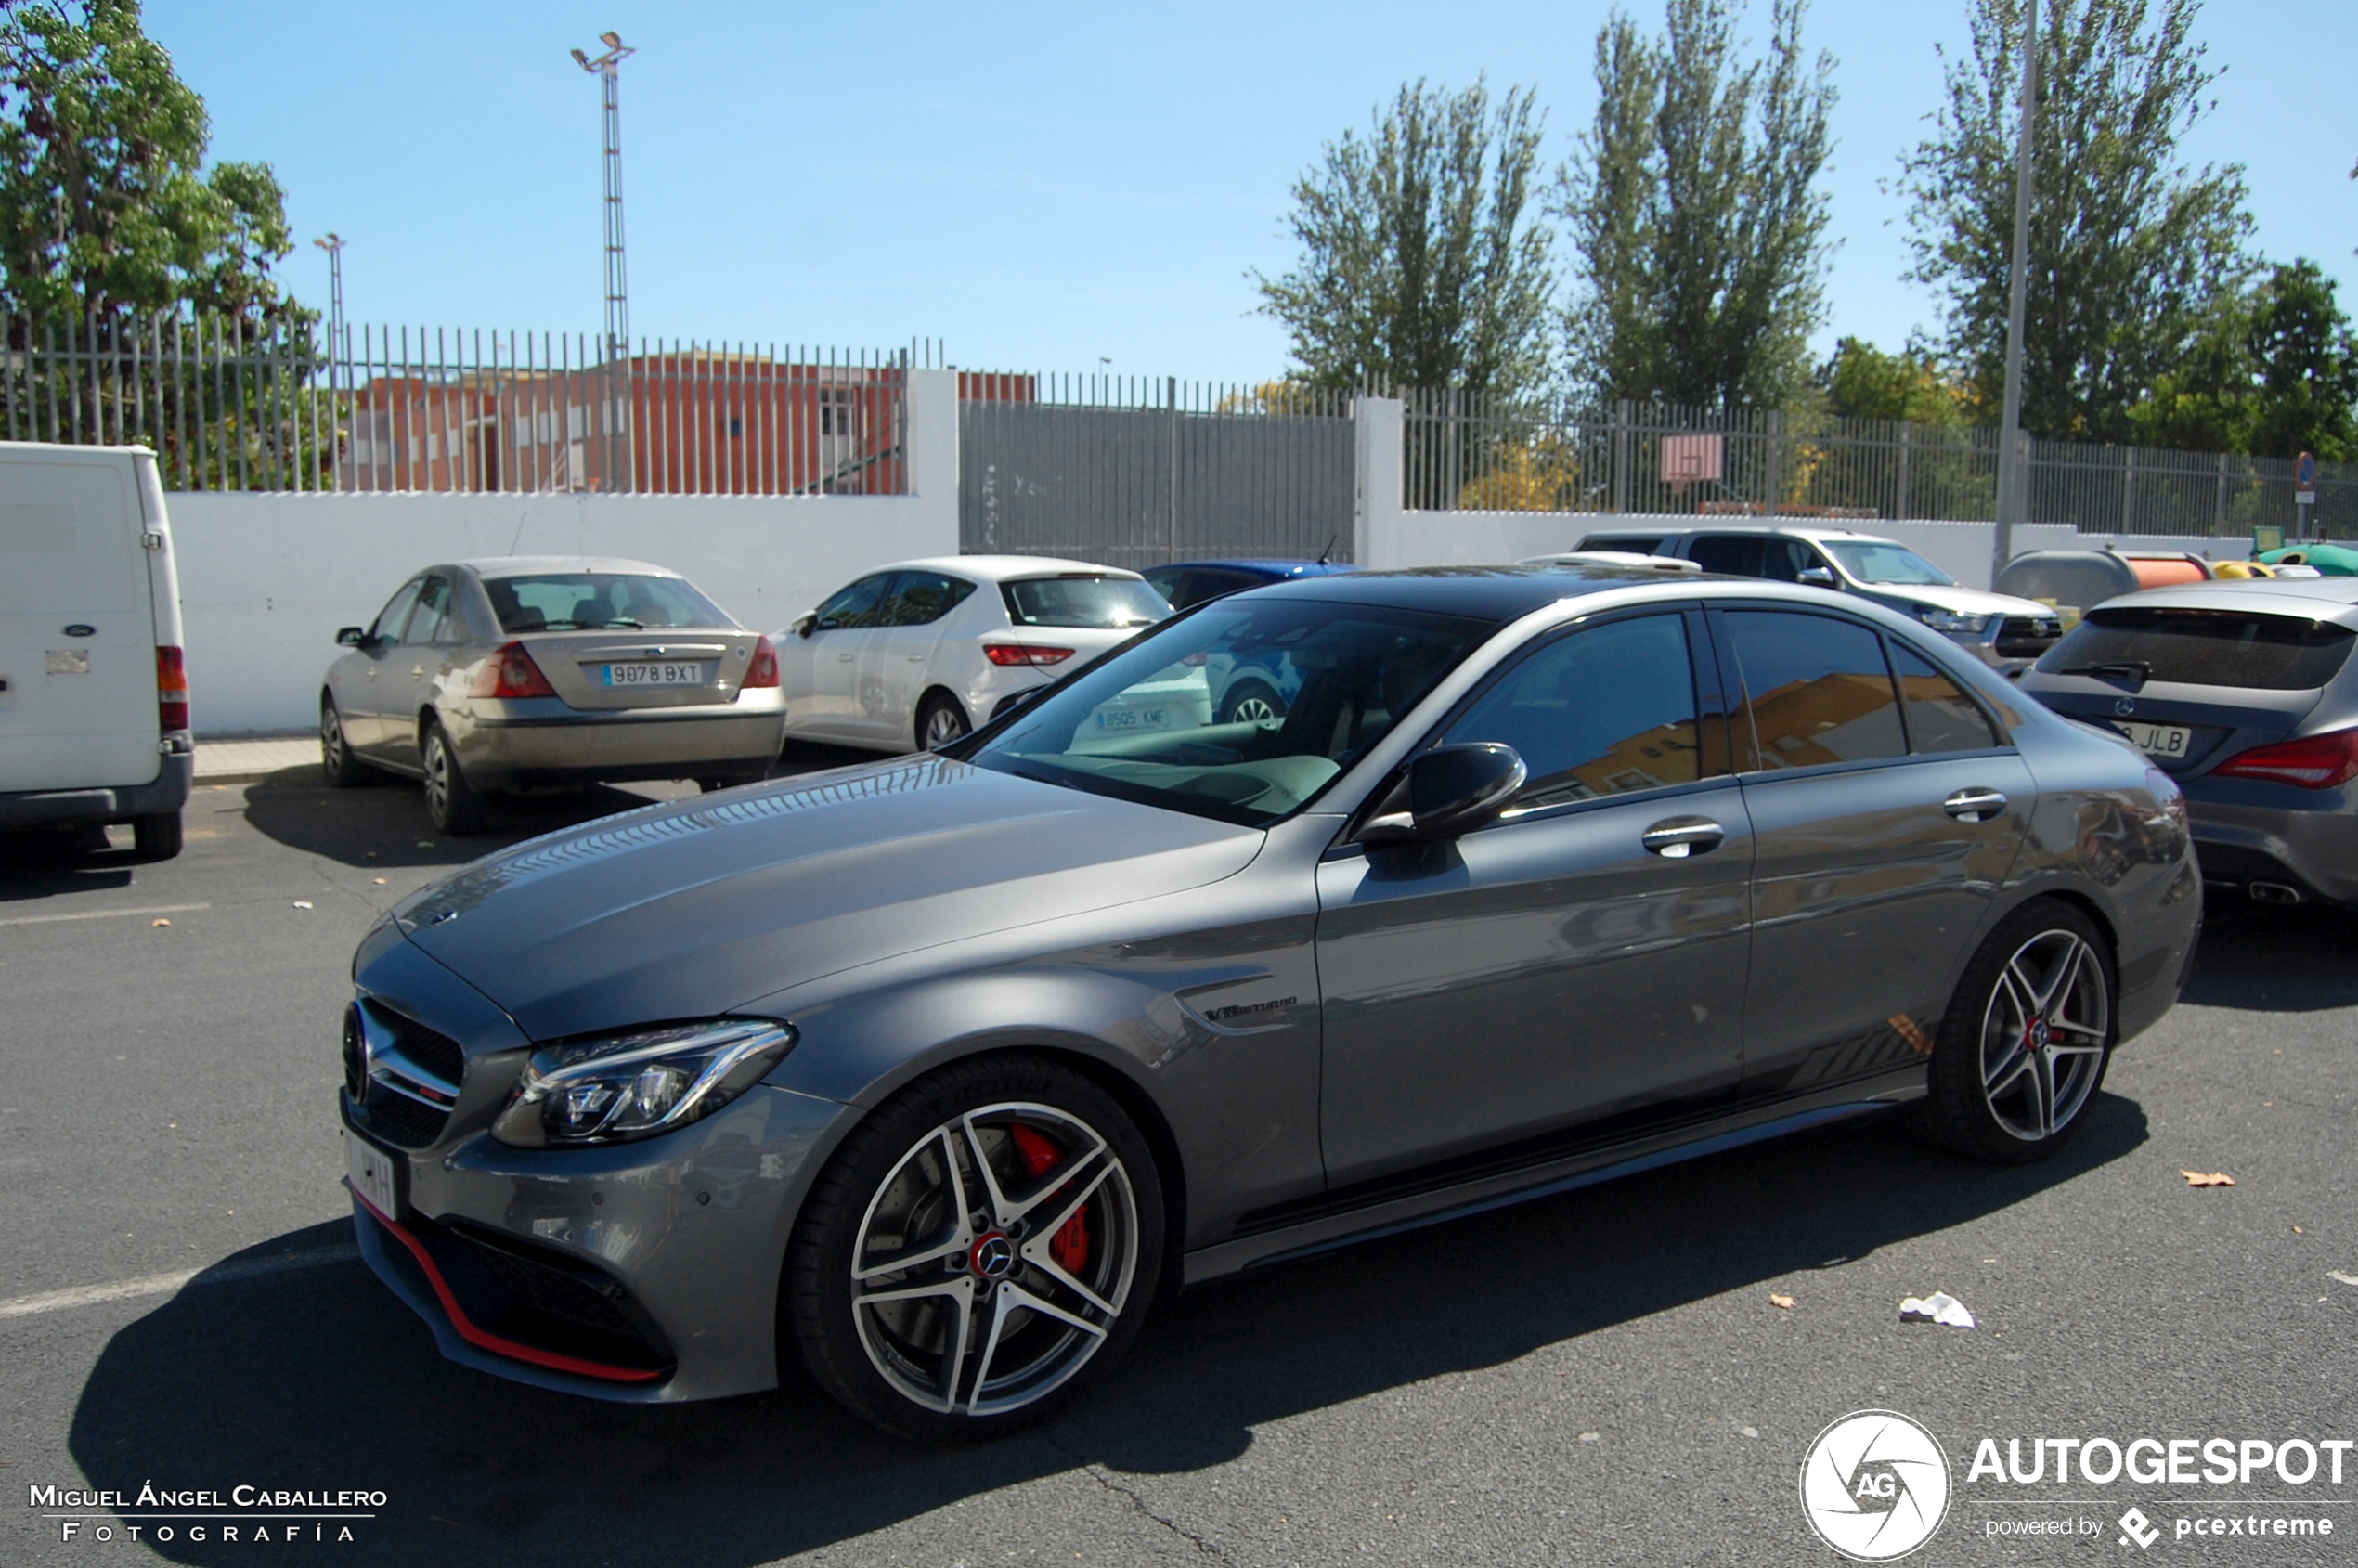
391;757;1263;1042
1864;582;2054;617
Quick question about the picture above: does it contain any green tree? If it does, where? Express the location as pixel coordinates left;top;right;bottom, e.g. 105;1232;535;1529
1898;0;2250;443
1558;0;1837;410
1815;336;1972;424
0;0;304;326
1255;78;1554;398
2132;260;2358;460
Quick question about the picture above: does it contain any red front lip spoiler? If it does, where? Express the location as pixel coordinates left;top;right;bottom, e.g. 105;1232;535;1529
354;1188;663;1384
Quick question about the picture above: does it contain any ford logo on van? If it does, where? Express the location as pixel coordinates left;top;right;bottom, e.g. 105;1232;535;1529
60;623;96;638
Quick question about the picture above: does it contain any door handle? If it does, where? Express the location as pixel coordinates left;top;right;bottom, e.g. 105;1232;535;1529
1943;787;2008;822
906;654;926;662
1641;816;1725;858
837;653;855;662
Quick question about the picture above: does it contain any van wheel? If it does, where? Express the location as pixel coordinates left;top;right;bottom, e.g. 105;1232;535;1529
133;811;183;861
321;700;374;788
421;722;487;836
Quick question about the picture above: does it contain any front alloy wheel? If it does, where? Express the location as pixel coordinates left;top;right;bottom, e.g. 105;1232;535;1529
787;1056;1161;1440
1921;901;2114;1162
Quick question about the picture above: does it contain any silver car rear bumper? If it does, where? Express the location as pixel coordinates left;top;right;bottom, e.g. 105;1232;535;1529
2185;789;2358;907
452;703;786;787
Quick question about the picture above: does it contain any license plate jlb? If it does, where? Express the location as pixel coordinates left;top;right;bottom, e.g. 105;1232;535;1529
2117;720;2193;759
344;1127;405;1220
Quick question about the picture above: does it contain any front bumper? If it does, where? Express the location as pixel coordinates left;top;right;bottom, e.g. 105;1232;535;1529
344;1081;850;1403
2184;788;2358;907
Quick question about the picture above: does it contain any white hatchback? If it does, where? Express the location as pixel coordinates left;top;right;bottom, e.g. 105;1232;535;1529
772;556;1179;752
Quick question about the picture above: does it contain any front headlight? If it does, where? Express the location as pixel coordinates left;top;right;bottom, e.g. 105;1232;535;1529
1917;607;1993;634
491;1018;794;1148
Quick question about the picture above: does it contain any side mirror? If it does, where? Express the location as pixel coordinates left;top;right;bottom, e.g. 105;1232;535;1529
793;613;817;639
1796;566;1837;588
335;626;367;647
1360;743;1528;844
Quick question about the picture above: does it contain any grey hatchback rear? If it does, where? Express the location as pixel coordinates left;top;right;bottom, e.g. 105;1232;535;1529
2016;578;2358;907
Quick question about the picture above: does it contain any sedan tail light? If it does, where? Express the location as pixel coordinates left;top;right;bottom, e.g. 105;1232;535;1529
470;641;558;699
2209;727;2358;789
984;643;1075;667
744;635;780;688
155;645;188;732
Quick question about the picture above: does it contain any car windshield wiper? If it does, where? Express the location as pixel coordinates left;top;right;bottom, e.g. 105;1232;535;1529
2053;660;2151;681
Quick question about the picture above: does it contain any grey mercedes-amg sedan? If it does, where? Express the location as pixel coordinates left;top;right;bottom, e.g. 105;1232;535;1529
338;565;2200;1440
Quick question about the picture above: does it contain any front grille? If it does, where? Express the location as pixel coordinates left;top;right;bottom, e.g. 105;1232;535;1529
358;1088;449;1147
457;1231;648;1343
390;1014;465;1086
343;997;466;1150
417;1218;675;1373
1996;616;2063;658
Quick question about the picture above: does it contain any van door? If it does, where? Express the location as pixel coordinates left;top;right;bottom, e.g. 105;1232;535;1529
0;454;158;794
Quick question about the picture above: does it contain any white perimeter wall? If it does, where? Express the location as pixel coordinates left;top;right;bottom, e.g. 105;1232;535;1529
173;370;958;735
1352;398;2255;590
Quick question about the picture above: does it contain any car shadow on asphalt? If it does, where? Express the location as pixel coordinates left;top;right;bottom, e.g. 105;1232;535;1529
0;825;138;900
2178;898;2358;1011
69;1098;2145;1568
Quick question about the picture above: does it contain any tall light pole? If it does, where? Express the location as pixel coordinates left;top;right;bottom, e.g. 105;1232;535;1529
1989;0;2040;585
571;31;636;490
313;233;346;487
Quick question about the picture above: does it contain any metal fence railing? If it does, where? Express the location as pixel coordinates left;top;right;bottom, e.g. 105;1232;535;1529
0;311;922;496
958;374;1357;567
1399;390;2358;539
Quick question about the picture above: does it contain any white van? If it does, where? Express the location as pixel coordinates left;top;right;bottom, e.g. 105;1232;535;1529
0;443;192;858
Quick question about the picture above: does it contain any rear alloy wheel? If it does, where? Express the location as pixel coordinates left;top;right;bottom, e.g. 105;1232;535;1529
786;1055;1162;1441
917;693;970;752
1217;680;1286;726
1920;901;2114;1163
420;721;487;836
320;700;373;788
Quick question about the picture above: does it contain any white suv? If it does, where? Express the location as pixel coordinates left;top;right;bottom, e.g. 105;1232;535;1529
772;556;1181;752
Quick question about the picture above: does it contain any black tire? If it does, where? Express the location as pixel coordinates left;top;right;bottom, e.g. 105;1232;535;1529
916;693;970;752
132;811;183;861
420;721;487;836
1217;680;1286;726
320;698;374;788
784;1053;1164;1443
1918;899;2116;1163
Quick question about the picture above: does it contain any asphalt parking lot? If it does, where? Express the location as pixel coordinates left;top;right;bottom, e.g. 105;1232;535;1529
3;758;2353;1567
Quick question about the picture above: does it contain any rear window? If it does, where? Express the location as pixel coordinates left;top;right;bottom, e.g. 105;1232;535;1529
1001;575;1170;630
1577;534;1667;554
2037;606;2357;692
485;573;733;632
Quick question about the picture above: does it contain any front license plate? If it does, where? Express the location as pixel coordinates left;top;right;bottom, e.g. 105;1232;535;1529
601;661;706;687
2115;720;2193;759
345;1127;405;1220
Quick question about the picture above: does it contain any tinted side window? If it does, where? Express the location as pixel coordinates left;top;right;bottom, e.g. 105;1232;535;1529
1760;539;1823;583
882;572;975;627
1892;642;2001;753
1689;536;1767;577
1723;610;1907;769
369;578;423;642
1142;568;1186;607
1443;615;1702;810
813;574;893;630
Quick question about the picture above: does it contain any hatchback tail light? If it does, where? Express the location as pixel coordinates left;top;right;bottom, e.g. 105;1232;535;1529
984;643;1074;667
470;641;558;699
155;645;188;732
744;635;780;689
2209;728;2358;789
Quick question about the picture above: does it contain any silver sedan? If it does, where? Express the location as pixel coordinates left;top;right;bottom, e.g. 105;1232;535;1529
337;565;2199;1440
321;556;787;834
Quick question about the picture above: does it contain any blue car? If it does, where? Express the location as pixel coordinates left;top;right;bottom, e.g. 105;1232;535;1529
1141;559;1359;723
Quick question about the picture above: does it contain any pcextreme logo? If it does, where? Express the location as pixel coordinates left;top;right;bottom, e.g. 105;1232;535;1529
1800;1410;1953;1562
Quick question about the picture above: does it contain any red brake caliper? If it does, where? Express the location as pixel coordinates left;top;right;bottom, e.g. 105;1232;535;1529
1009;1123;1091;1274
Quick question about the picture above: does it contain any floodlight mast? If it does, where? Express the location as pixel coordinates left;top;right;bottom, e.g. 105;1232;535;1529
313;233;345;446
573;32;636;491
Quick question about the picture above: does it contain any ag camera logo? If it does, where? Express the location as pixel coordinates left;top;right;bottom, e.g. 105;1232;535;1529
1800;1410;1952;1561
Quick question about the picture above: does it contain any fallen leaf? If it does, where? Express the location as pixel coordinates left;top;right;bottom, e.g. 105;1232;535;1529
151;918;171;927
2294;1225;2305;1235
291;901;314;910
1769;1293;1795;1310
371;877;387;885
2329;1270;2358;1289
2181;1170;2235;1186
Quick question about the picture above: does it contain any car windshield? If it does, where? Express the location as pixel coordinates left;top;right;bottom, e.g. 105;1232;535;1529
486;573;732;632
1001;576;1172;630
2037;606;2358;691
1823;541;1955;586
965;600;1493;827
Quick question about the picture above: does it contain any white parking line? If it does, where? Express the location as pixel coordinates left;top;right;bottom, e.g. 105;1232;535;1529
0;1243;359;1318
0;901;212;928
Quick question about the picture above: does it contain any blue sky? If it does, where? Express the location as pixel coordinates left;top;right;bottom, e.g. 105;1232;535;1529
148;0;2356;382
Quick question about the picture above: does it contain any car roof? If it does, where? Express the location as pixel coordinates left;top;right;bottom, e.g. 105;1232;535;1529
1250;563;1768;620
1672;524;1903;545
879;555;1147;584
2087;577;2358;623
460;555;683;580
1155;559;1357;578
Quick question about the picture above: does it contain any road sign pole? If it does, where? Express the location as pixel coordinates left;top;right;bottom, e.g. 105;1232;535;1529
2295;451;2319;542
